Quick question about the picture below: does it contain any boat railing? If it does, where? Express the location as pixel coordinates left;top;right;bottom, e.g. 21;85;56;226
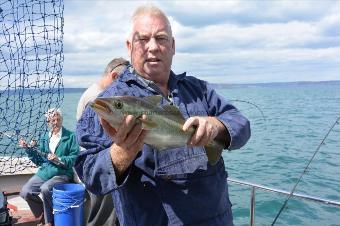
227;178;340;226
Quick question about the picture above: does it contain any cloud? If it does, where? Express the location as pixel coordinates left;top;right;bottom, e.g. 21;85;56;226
318;2;340;36
61;0;340;87
63;51;130;77
173;47;340;83
63;75;97;88
174;21;320;53
160;1;334;27
63;2;131;54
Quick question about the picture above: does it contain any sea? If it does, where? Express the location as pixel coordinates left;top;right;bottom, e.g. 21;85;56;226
31;81;340;225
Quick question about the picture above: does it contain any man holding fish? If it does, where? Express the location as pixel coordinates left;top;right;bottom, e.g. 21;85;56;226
75;4;250;226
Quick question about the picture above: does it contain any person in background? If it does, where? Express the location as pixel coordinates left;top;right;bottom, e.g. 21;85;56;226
76;57;129;121
76;57;129;226
75;5;250;226
19;108;79;226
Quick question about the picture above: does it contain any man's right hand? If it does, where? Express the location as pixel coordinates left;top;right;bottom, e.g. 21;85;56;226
29;140;37;147
100;115;147;178
19;138;38;149
18;138;28;148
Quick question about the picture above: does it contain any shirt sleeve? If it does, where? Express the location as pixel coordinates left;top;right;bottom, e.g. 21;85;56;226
205;82;251;150
31;135;50;166
26;147;45;166
74;83;133;195
74;105;118;194
59;132;80;169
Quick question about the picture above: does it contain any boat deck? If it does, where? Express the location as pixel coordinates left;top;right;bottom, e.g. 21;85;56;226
5;193;40;226
11;210;40;226
1;168;42;225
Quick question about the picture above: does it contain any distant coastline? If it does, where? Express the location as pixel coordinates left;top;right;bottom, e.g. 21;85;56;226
210;80;340;88
3;80;339;92
63;80;340;91
63;87;86;93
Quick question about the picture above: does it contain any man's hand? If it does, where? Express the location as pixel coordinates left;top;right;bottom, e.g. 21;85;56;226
19;138;28;148
47;153;58;161
183;116;227;147
100;115;147;178
18;138;28;148
19;138;38;149
29;140;37;147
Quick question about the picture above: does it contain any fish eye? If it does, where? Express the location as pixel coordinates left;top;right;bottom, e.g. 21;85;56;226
114;100;123;109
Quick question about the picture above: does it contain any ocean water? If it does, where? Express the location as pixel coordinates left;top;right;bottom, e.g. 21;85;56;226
60;82;340;226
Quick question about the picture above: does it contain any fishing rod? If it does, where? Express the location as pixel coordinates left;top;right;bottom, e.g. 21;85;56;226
0;130;67;169
229;99;266;122
271;117;340;225
0;131;22;139
28;145;67;169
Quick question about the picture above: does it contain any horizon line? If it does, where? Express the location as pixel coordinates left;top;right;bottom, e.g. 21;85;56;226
63;79;340;89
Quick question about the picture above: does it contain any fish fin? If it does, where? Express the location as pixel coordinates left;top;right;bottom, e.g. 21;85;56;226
138;117;158;130
204;145;223;165
143;95;163;105
162;105;186;124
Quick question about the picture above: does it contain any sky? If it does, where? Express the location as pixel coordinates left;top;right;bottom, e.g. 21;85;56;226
62;0;340;88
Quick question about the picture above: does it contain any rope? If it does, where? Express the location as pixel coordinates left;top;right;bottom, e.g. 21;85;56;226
52;192;84;214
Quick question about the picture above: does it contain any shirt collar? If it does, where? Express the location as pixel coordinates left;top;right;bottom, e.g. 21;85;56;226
49;127;62;138
119;65;186;89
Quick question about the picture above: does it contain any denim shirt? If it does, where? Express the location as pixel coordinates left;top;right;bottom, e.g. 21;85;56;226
75;67;251;226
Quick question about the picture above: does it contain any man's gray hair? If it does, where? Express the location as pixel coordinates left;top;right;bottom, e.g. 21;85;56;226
103;57;129;76
45;108;63;121
130;4;172;38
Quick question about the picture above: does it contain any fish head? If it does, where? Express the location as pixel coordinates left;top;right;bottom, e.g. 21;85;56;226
91;95;161;130
90;97;126;128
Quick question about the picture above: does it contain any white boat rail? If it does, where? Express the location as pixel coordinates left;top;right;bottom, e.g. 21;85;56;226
227;177;340;226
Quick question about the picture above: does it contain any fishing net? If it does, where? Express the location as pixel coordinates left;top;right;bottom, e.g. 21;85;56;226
0;0;64;175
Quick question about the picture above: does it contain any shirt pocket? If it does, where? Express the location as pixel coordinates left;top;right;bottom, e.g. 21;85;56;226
155;146;208;176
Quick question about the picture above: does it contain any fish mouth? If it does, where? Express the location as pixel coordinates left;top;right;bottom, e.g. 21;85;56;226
90;98;112;114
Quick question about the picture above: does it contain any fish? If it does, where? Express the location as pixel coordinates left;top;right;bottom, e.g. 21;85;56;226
90;95;225;165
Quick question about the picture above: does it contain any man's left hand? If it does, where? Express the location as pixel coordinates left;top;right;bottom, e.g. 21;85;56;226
47;153;58;161
182;116;225;147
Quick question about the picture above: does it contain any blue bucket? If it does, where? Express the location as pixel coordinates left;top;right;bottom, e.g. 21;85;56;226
53;183;85;226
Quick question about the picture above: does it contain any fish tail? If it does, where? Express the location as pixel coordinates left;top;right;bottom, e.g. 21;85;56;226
204;142;224;165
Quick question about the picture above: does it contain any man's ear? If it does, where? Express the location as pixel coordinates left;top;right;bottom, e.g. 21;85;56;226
110;71;118;80
126;40;132;57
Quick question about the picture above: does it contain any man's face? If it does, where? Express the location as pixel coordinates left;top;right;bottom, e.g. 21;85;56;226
47;113;62;130
127;14;175;83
